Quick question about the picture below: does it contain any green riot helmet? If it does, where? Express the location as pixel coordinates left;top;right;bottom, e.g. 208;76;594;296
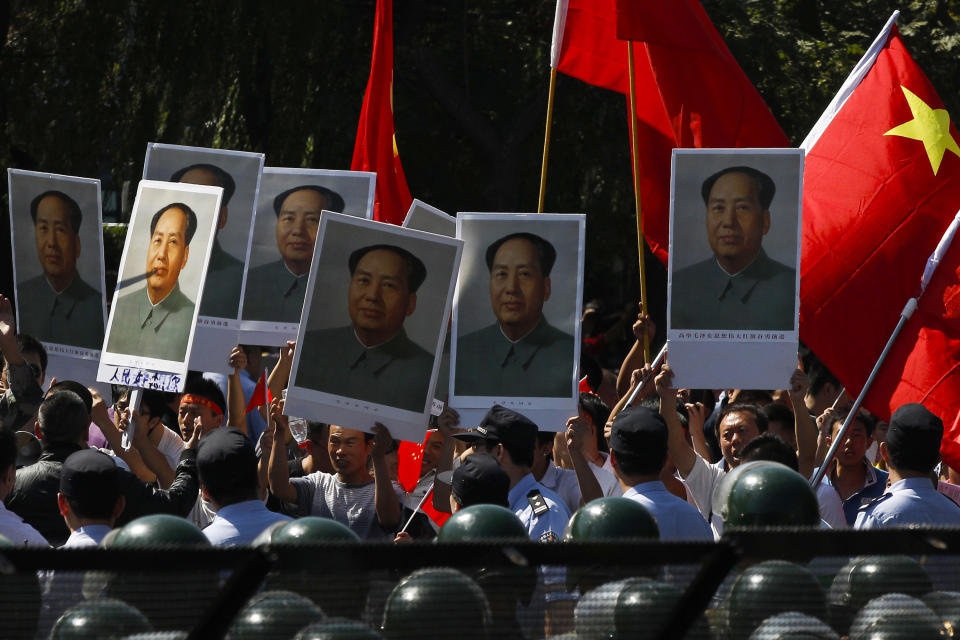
848;593;942;640
294;618;384;640
111;514;209;547
828;555;932;634
748;612;839;640
271;517;361;544
575;578;711;640
251;520;289;547
381;568;490;640
437;504;528;542
563;497;659;592
726;560;827;640
922;591;960;638
714;461;820;528
227;591;325;640
51;598;152;640
563;497;659;541
122;634;188;640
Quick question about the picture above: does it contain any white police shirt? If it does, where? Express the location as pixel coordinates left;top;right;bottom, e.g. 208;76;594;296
854;477;960;528
509;472;570;542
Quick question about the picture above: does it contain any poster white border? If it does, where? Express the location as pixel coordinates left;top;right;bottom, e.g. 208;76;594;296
401;199;457;238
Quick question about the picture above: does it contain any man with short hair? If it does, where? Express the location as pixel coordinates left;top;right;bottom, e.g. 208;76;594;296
106;202;199;361
817;410;889;525
608;406;711;540
855;404;960;528
267;420;401;540
296;244;435;411
199;427;291;545
455;405;569;541
57;449;125;547
18;190;104;349
0;429;47;545
243;185;345;323
446;452;510;511
455;233;575;397
671;166;796;330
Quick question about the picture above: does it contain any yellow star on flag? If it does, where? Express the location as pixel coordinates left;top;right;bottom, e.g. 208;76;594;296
884;85;960;175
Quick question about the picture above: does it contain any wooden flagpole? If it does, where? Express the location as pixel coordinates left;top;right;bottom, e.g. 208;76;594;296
626;41;650;364
538;68;558;213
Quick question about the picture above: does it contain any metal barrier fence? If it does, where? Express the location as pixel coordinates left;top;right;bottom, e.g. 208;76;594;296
5;527;960;639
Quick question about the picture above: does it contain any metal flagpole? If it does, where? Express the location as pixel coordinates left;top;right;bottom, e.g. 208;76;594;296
626;41;651;364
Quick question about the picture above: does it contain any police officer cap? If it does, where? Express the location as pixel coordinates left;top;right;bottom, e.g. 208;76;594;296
449;453;510;508
609;406;667;457
887;404;943;461
453;404;537;452
60;449;120;515
197;427;256;483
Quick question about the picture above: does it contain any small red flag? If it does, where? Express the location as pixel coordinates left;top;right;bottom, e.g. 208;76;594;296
245;369;272;414
396;430;430;493
551;0;788;262
351;0;412;225
420;489;451;528
798;15;960;464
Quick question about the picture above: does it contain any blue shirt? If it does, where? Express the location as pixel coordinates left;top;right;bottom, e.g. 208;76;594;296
202;499;292;546
623;481;713;541
508;473;570;542
818;460;888;525
854;477;960;529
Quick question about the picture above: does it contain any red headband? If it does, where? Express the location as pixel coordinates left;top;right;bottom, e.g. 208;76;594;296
180;394;223;416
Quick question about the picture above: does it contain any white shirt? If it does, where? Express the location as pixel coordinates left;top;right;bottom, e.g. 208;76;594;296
61;525;111;548
681;454;727;539
156;425;187;471
0;501;48;546
202;499;292;546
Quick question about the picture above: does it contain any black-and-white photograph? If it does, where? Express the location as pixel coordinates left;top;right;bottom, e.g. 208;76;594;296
142;143;264;320
450;213;584;429
666;148;803;389
239;168;376;344
8;170;106;355
284;212;462;442
402;199;456;238
99;180;222;380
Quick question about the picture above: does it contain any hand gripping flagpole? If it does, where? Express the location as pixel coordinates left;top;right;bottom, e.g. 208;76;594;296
811;210;960;489
626;41;651;364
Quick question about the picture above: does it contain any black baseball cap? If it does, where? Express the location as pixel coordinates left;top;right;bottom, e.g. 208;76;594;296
60;449;120;516
197;427;257;484
609;406;667;457
453;404;538;453
449;453;509;508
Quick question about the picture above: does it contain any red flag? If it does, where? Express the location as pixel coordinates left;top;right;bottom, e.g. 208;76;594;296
420;489;451;528
244;369;272;413
351;0;412;225
396;431;429;493
798;14;960;460
550;0;788;262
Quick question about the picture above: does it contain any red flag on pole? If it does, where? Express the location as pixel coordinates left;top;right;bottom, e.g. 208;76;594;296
244;369;272;414
798;14;960;458
351;0;412;225
397;430;429;493
550;0;789;262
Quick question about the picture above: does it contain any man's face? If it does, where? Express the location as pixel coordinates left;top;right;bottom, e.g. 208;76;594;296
420;431;444;475
146;207;189;303
718;410;760;467
705;172;770;273
276;189;326;274
178;398;222;439
831;419;871;467
177;167;228;232
488;237;550;339
348;249;415;345
328;425;373;477
34;194;80;286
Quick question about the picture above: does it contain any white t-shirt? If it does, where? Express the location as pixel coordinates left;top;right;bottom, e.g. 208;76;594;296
155;425;186;471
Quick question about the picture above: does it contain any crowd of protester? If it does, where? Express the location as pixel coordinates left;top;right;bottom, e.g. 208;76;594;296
2;292;960;638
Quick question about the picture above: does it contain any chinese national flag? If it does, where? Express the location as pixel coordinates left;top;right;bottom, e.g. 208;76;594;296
798;15;960;466
550;0;788;262
397;431;429;493
351;0;412;225
244;369;272;414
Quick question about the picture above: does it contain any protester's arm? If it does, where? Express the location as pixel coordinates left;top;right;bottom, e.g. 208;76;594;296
658;364;696;478
226;346;248;435
267;340;296;400
267;402;298;503
91;390;157;485
814;407;837;467
615;311;655;399
0;294;43;430
257;411;276;498
566;415;603;505
685;401;713;463
432;406;460;513
789;368;817;479
129;410;178;488
116;425;200;524
372;423;402;530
